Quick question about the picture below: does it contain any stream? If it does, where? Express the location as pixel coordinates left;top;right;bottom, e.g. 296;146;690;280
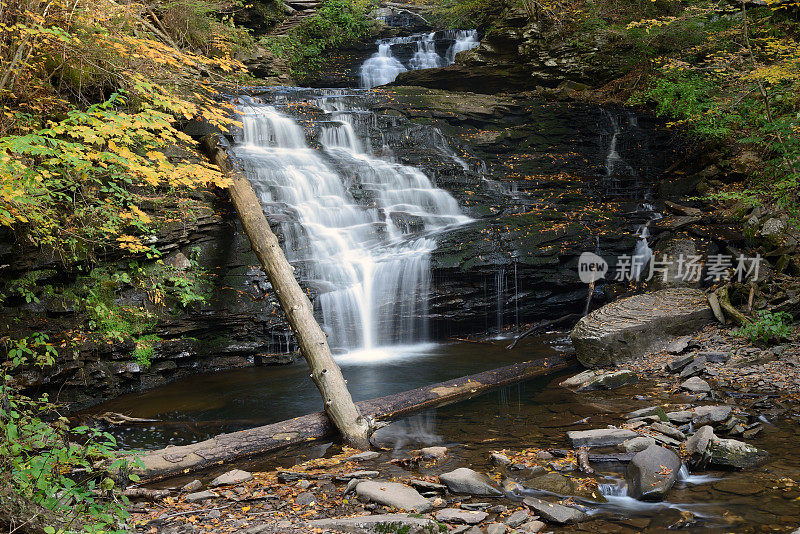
86;30;800;533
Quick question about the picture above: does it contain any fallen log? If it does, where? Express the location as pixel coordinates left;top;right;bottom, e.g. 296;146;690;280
715;284;750;326
134;355;574;481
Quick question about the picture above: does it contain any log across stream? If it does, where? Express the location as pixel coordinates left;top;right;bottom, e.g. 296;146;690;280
133;352;575;480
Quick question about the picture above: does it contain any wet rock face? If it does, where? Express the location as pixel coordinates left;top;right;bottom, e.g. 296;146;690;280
571;288;715;367
393;9;632;93
626;445;682;501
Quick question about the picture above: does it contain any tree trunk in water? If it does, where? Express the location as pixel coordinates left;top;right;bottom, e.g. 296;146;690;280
134;355;574;481
204;135;371;450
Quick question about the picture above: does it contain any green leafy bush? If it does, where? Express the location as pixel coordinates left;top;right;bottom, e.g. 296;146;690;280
263;0;378;77
736;310;794;345
0;379;138;532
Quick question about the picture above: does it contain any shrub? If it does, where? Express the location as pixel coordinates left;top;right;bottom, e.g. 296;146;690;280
736;309;794;345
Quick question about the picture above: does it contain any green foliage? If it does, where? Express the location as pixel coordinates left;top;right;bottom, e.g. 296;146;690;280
431;0;501;28
6;333;58;368
736;309;794;345
133;334;161;369
158;0;255;56
0;380;137;532
263;0;378;77
629;71;735;138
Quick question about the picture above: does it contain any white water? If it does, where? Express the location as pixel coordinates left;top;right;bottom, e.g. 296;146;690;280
360;30;480;88
232;97;469;354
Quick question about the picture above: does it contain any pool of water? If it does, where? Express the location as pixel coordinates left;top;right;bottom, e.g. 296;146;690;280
83;334;571;450
87;336;800;532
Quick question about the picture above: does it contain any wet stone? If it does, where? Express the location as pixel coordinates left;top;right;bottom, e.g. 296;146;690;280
420;446;448;459
626;445;682;501
438;468;503;496
355;481;432;513
651;422;686;441
185;490;216;503
619;436;656;453
504;509;530;527
679;356;707;379
693;405;733;426
347;451;380;462
680;376;711;393
666;353;696;373
667;410;692;424
182;479;202;492
626;406;668;421
434;508;488;524
522;496;589;524
486;523;507;534
567;428;639;448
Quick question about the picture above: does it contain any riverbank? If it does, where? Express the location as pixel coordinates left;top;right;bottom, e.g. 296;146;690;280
127;359;800;533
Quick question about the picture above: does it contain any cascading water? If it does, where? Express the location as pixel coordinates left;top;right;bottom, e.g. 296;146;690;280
360;30;480;88
231;96;470;356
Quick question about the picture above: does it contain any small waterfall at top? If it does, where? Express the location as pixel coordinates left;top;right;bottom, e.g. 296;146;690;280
360;30;480;88
231;96;470;356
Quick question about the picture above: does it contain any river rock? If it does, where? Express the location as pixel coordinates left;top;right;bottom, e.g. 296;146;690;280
295;491;316;506
650;422;686;441
434;508;488;524
679;356;707;379
347;451;380;462
209;469;252;487
438;468;503;496
700;351;731;363
520;520;546;533
490;452;512;467
567;428;638;448
685;425;716;465
707;438;769;468
355;481;432;512
504;509;530;527
666;410;692;424
182;479;202;492
666;353;696;372
308;514;440;533
619;436;656;453
692;405;733;426
521;472;605;502
559;369;636;391
666;336;692;354
626;406;668;421
522;497;589;524
680;376;710;393
420;446;448;459
185;490;216;503
486;523;507;534
571;289;714;366
626;445;682;501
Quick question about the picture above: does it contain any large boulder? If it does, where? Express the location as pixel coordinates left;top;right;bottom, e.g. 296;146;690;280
570;289;714;366
355;481;432;512
707;438;769;469
625;445;682;501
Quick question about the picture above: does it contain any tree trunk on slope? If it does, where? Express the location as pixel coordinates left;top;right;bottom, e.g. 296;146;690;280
204;135;371;450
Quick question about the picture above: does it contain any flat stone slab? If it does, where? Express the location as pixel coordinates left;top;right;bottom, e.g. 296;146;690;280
522;497;589;524
308;514;440;533
434;508;488;524
567;428;639;448
185;490;216;503
571;289;713;366
355;481;432;512
209;469;252;487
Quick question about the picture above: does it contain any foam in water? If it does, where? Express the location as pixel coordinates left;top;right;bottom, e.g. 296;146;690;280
232;96;469;354
360;30;480;88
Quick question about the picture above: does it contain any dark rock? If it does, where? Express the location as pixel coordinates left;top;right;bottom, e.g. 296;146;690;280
295;492;316;506
619;436;657;453
626;406;668;421
700;351;731;363
571;289;714;367
650;422;686;441
626;445;682;501
505;509;530;527
685;426;716;466
679;356;707;379
347;451;380;462
666;353;696;373
522;496;589;524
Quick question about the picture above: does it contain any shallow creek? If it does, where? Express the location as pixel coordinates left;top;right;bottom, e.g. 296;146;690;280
88;338;800;532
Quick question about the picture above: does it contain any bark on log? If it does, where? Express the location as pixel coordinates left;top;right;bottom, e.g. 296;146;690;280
203;135;370;450
134;355;574;481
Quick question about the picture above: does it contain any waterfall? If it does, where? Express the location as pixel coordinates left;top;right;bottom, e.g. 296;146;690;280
231;97;469;354
360;30;480;88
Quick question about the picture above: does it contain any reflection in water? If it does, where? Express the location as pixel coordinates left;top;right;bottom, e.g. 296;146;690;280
372;412;442;452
